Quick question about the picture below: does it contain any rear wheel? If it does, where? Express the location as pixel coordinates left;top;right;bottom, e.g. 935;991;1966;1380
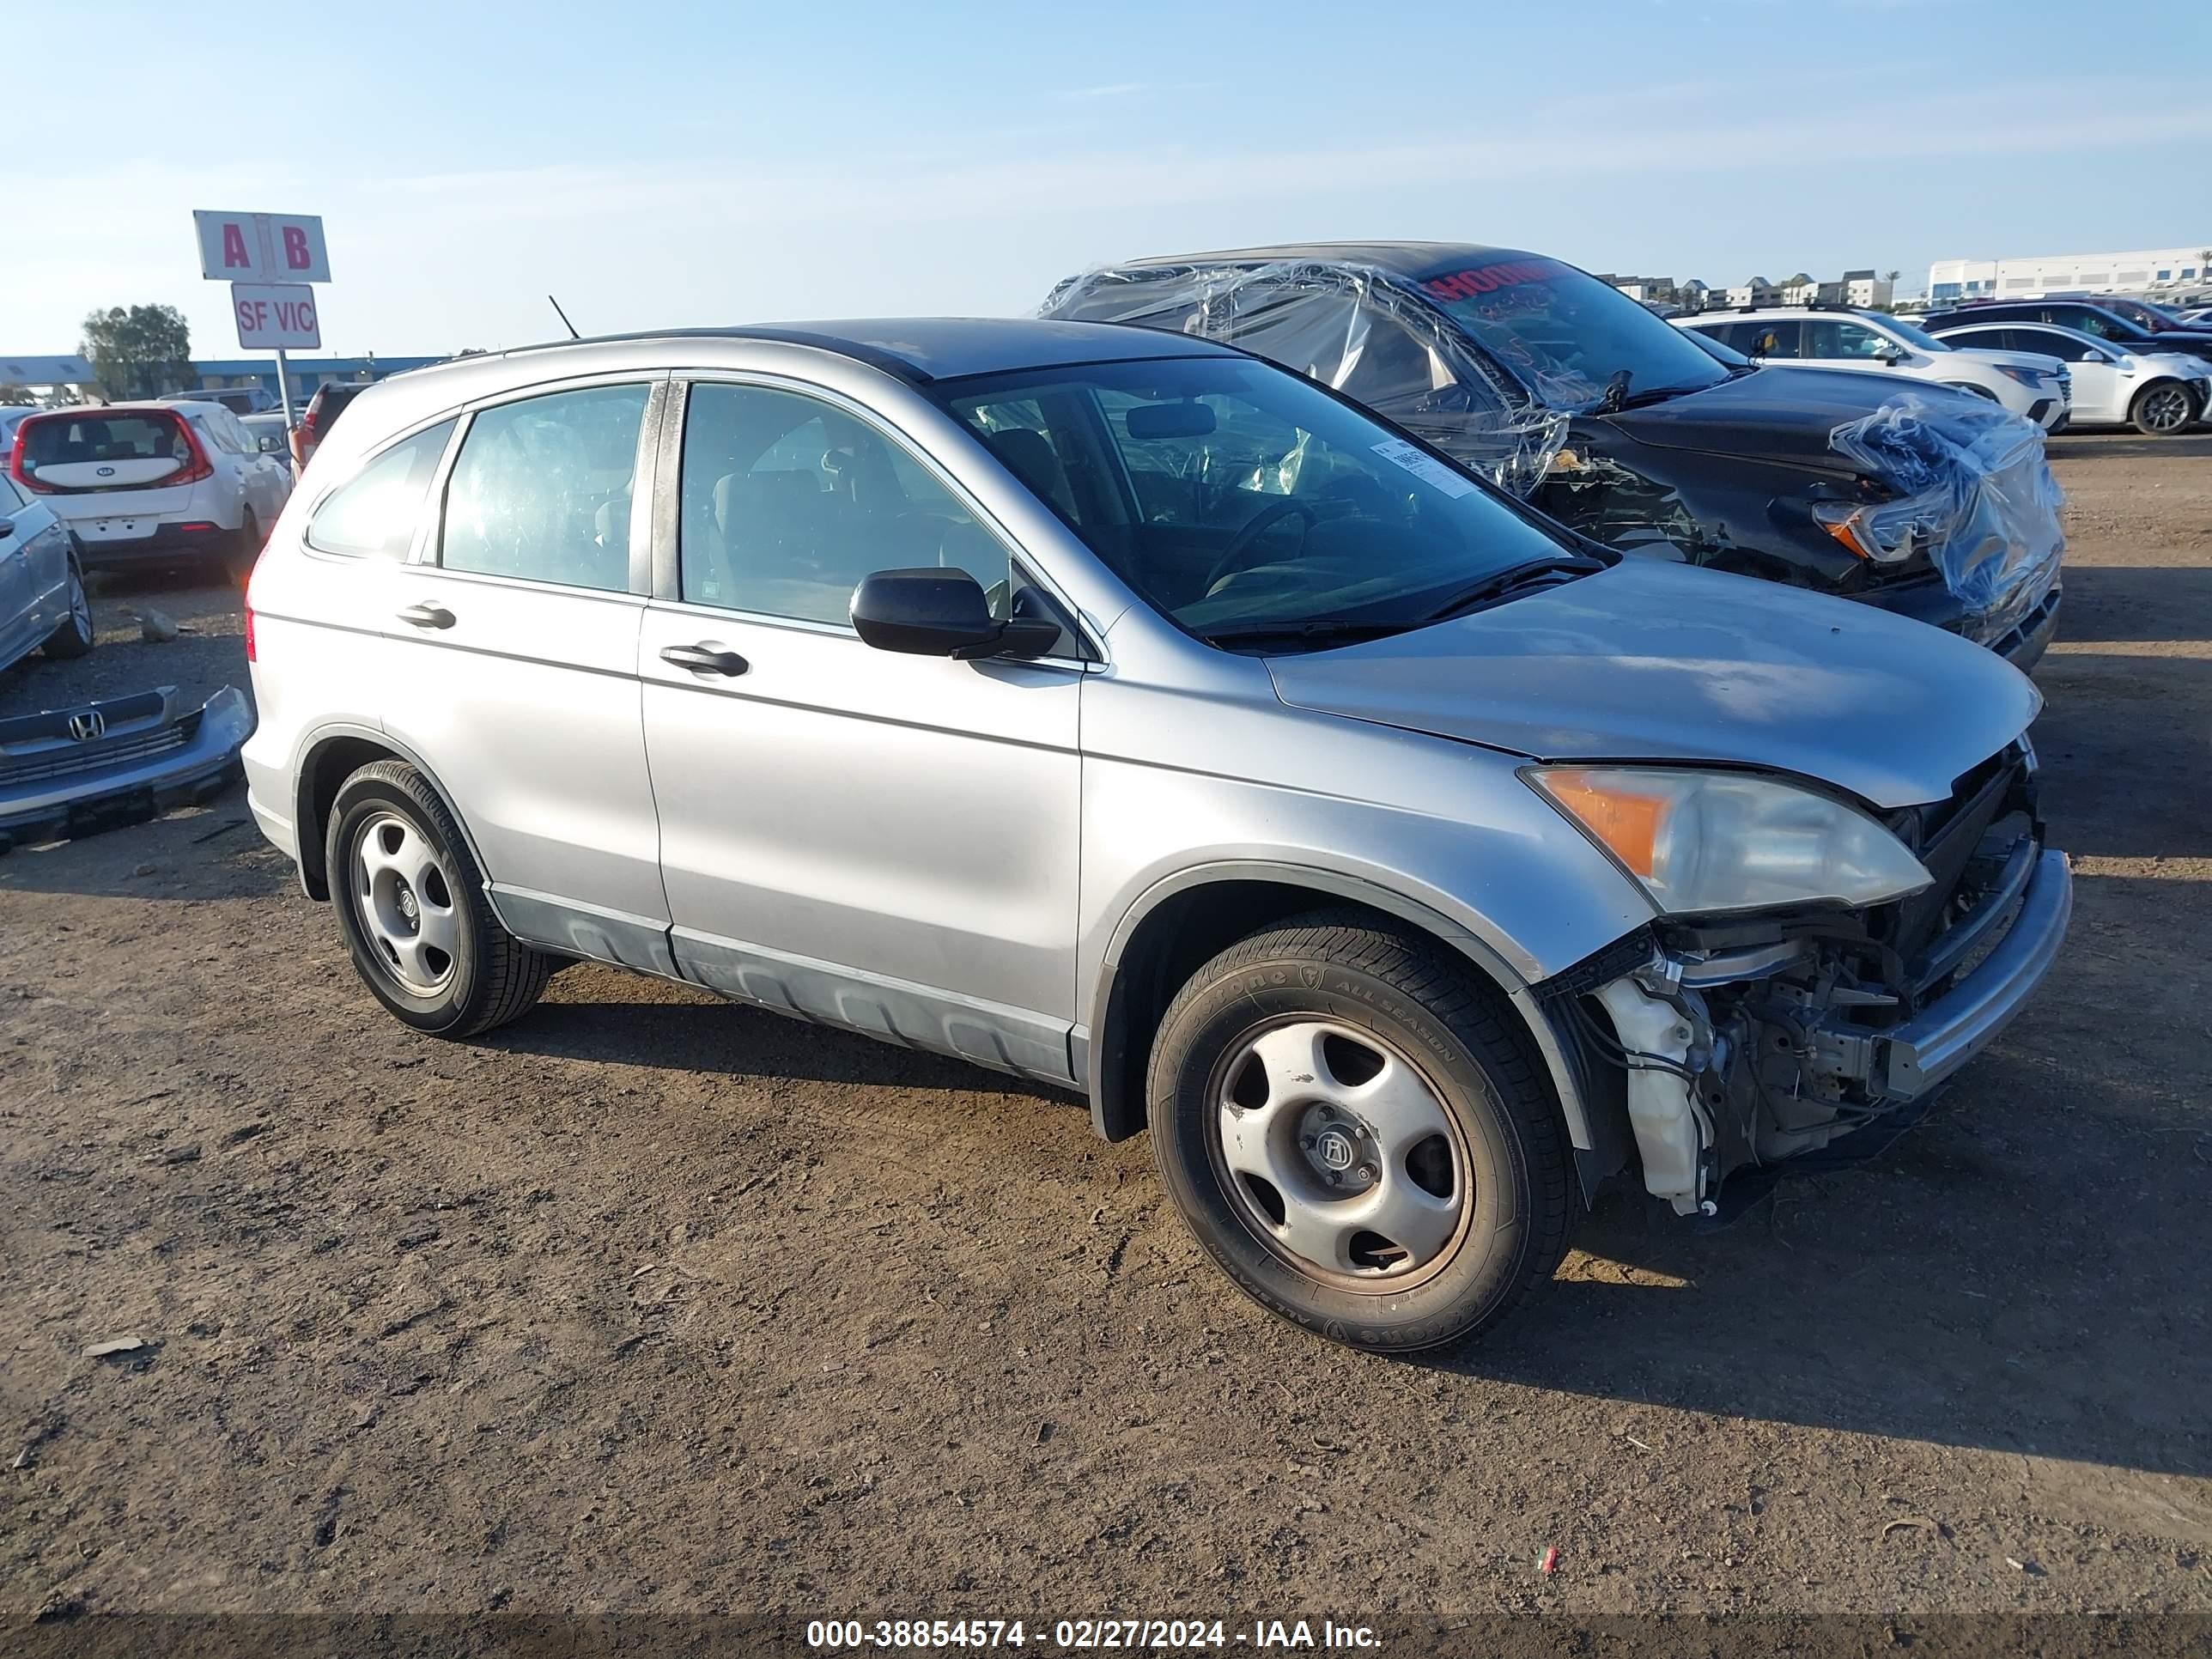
40;550;94;659
217;510;261;585
1146;910;1573;1352
2130;380;2196;436
325;759;552;1036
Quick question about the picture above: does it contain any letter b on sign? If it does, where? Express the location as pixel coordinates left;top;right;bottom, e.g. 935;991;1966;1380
283;226;310;270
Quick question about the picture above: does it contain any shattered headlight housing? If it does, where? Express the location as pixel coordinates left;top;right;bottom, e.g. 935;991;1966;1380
1527;766;1934;915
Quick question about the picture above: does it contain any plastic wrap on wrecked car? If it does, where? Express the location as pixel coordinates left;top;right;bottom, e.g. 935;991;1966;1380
1041;262;1570;497
1827;393;2064;628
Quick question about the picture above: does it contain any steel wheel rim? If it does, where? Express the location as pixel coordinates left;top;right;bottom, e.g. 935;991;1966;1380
351;811;459;995
1206;1018;1471;1293
2144;386;2191;432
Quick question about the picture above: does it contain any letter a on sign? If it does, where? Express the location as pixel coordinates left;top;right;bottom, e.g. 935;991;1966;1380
222;222;252;270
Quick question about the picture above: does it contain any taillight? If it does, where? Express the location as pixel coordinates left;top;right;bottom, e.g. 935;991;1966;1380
9;422;52;494
244;601;257;662
299;402;320;450
168;413;215;486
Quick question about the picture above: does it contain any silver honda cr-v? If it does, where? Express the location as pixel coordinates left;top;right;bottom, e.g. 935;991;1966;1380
241;319;2071;1352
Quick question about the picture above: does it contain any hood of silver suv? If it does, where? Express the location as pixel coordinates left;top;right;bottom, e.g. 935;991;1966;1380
1264;558;2040;810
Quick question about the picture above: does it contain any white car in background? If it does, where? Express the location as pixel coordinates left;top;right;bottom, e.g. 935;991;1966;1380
6;400;293;576
1928;319;2211;436
1678;307;2071;430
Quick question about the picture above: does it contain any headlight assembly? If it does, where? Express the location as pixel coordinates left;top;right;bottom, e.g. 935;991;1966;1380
1812;501;1916;562
1526;766;1934;915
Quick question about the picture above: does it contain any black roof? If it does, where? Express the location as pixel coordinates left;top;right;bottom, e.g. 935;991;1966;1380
1115;241;1535;283
501;318;1235;386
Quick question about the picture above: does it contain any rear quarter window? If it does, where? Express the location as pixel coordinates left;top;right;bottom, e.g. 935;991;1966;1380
305;420;458;558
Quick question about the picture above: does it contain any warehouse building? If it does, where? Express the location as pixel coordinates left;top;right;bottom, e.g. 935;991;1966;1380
1929;246;2212;302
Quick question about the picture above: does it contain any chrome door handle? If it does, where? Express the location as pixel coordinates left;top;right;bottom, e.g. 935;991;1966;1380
659;643;749;677
397;602;455;629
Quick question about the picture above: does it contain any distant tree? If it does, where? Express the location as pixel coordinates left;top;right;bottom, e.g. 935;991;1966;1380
0;382;33;404
1885;270;1900;285
82;304;192;401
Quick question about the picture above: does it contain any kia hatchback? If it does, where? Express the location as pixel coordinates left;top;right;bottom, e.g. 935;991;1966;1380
242;320;2071;1351
9;402;291;576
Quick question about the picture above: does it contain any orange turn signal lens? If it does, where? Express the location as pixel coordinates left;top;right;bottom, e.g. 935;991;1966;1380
1815;508;1875;560
1534;772;1668;878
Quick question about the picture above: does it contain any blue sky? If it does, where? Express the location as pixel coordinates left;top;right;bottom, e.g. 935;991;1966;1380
9;0;2209;357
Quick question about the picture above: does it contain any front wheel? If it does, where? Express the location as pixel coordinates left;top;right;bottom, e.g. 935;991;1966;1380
325;759;553;1036
1146;911;1573;1352
41;550;94;659
2130;380;2197;436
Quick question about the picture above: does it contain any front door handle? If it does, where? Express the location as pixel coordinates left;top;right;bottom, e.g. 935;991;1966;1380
660;642;749;677
397;602;455;630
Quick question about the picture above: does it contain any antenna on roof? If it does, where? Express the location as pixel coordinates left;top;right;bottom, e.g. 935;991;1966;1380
547;295;581;342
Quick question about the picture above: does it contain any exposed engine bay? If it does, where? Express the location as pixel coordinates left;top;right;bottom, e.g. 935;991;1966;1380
1549;743;2070;1215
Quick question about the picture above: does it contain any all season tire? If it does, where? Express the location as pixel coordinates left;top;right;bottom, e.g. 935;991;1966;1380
1146;910;1573;1352
2130;380;2197;436
40;550;94;659
325;759;552;1036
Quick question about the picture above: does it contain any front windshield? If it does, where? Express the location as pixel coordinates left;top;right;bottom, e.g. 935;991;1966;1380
931;356;1589;648
1415;255;1733;410
1880;314;1952;352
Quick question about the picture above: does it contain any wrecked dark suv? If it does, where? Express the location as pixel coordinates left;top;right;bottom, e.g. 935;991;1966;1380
1043;243;2064;670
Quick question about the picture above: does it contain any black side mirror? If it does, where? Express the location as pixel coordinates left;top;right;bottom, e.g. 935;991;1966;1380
850;568;1060;660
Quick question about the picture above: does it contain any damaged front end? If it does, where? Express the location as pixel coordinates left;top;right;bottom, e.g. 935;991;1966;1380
0;684;253;853
1543;745;2072;1218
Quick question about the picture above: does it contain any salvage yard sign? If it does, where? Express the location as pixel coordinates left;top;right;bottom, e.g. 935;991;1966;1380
193;208;333;463
230;284;322;350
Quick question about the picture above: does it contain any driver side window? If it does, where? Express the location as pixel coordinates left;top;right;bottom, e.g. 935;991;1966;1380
678;381;1014;628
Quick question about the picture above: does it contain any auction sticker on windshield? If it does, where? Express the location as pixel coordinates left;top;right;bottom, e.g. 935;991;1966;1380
1371;438;1476;498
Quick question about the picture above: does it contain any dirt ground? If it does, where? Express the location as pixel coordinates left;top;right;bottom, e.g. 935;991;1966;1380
3;434;2209;1633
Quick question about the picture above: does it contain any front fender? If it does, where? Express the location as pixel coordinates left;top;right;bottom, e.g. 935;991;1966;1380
1074;695;1659;1154
1087;856;1626;1155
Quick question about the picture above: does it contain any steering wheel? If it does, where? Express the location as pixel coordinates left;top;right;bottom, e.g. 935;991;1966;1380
1204;501;1316;592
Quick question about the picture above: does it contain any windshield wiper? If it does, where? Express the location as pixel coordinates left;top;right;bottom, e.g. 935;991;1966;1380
1197;617;1413;648
1614;381;1705;409
1595;368;1632;414
1417;555;1604;623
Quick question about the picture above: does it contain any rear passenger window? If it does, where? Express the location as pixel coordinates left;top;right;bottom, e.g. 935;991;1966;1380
1745;319;1802;358
305;420;457;559
678;381;1012;626
440;384;648;592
